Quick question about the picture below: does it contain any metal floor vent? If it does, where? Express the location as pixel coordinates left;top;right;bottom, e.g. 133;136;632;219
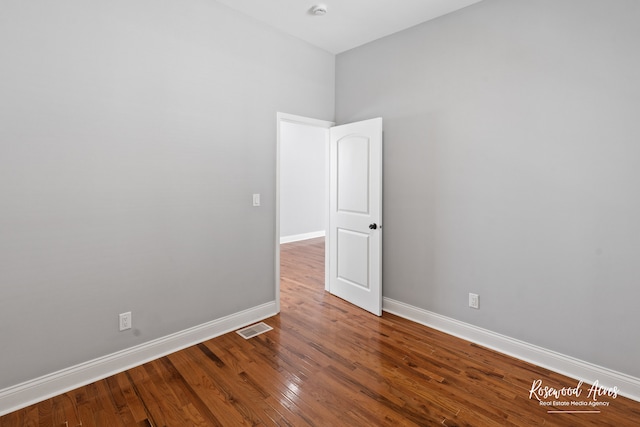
236;322;273;339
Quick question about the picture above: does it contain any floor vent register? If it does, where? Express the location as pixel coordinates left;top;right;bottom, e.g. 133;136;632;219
236;322;273;339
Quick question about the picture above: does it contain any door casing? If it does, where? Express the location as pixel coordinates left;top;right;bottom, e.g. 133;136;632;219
276;113;382;315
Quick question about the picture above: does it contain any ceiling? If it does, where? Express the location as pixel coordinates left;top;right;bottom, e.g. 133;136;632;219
215;0;484;54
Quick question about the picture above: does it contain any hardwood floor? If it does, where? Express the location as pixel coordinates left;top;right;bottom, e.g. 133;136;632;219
2;237;639;426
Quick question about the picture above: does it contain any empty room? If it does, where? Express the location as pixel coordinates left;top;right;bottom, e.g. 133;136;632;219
1;0;640;425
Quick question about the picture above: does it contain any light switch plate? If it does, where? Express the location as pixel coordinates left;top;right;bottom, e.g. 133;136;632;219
253;193;260;206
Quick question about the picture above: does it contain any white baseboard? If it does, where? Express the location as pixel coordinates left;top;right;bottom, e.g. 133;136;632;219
383;297;640;403
280;230;325;244
4;298;637;417
0;301;278;416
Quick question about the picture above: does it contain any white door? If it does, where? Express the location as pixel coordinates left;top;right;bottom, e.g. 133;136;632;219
328;118;382;316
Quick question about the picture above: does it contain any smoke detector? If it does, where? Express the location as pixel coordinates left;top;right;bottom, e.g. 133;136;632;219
310;4;328;16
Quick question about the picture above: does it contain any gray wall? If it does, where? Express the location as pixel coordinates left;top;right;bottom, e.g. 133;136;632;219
280;122;327;240
0;0;334;389
336;0;640;378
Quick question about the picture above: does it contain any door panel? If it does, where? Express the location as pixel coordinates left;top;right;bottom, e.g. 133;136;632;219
337;136;370;213
329;118;382;316
336;228;370;289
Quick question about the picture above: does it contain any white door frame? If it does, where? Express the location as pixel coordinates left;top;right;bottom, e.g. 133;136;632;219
275;112;334;313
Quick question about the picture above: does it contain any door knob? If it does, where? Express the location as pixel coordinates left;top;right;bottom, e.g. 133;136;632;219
369;223;378;230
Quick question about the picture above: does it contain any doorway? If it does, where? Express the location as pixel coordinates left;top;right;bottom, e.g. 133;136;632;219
275;113;333;313
276;114;383;316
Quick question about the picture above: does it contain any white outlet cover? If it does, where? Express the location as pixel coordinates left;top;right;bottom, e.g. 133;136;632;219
119;312;132;331
469;293;479;309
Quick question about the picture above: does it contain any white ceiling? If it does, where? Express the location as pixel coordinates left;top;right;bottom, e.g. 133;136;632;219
215;0;483;54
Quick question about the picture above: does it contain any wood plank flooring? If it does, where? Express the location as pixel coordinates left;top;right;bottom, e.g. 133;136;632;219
2;237;639;426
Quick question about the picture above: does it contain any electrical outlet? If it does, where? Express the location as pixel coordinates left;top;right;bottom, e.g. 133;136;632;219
119;312;132;331
469;293;479;309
